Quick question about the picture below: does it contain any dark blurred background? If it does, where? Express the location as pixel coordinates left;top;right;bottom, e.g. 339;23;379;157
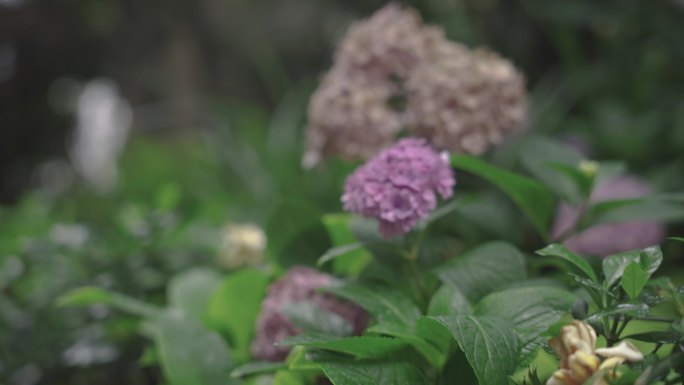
2;0;684;203
1;1;683;385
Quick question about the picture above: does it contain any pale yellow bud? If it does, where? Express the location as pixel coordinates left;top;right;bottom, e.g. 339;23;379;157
578;160;599;179
218;223;267;269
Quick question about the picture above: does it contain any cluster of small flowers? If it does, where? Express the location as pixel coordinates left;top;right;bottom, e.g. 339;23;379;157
342;138;455;238
303;3;527;167
251;267;368;361
217;223;266;269
551;175;665;257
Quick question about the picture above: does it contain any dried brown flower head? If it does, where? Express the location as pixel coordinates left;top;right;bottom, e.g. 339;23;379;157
406;42;527;155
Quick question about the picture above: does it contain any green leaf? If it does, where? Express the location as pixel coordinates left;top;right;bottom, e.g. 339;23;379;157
231;362;287;378
168;268;223;321
583;194;684;226
367;322;447;368
280;334;407;359
428;285;472;316
536;244;598;282
266;199;332;268
320;361;428;385
621;262;648;300
451;154;556;238
322;214;373;276
670;237;684;243
586;303;650;325
602;246;663;287
434;242;526;302
205;269;270;363
57;286;158;318
519;136;585;204
149;309;236;385
624;331;681;344
431;315;518;385
326;284;421;327
474;287;577;343
281;302;353;337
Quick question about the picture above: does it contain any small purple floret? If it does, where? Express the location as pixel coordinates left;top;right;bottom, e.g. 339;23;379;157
342;138;456;237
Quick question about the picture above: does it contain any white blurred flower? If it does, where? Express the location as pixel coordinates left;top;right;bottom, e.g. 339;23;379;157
218;223;267;269
70;79;132;193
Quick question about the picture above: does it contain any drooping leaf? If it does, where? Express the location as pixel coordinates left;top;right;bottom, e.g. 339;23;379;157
281;302;353;337
621;262;648;300
168;267;223;321
149;309;236;385
57;286;158;318
583;194;684;227
435;242;526;302
536;244;598;282
320;361;429;385
430;315;518;385
451;154;556;238
519;136;585;204
231;362;287;378
205;269;270;363
368;322;448;368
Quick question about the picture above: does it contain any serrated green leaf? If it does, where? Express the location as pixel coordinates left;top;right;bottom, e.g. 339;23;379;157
320;361;428;385
475;287;577;343
325;284;421;327
621;262;648;300
428;285;472;316
602;246;663;287
168;267;223;321
57;286;158;318
281;302;353;337
149;309;236;385
451;154;556;238
536;244;598;282
205;269;270;363
431;315;518;385
280;334;407;359
435;242;526;302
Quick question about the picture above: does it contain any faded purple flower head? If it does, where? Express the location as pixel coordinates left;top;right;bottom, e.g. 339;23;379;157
551;175;666;257
251;267;368;361
342;138;455;238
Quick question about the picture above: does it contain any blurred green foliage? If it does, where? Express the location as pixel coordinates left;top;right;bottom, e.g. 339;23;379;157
1;0;683;384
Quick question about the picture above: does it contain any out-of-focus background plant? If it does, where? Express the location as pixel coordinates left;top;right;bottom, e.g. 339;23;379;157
1;1;683;385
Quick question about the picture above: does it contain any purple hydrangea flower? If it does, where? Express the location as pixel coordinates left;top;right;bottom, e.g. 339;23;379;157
251;267;368;361
551;175;666;257
342;138;456;238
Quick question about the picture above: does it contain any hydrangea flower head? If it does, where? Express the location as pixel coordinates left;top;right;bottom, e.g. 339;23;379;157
342;138;455;237
251;267;368;361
